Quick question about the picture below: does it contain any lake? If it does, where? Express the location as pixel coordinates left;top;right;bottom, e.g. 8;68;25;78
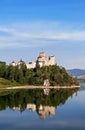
0;86;85;130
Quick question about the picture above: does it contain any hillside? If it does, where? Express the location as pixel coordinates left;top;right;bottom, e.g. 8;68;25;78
0;78;12;87
0;61;79;87
0;78;19;88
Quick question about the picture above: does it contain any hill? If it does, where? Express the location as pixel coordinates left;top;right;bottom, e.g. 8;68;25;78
0;61;79;87
67;69;85;76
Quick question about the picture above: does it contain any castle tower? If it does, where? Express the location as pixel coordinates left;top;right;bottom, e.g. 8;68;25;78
37;52;56;67
39;52;45;58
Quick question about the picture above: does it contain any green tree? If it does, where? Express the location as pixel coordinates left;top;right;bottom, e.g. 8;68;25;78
6;65;15;81
0;61;6;78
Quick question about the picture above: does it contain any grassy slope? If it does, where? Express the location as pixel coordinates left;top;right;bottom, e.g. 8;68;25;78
0;78;20;88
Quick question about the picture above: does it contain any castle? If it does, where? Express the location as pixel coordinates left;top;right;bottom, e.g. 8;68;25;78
11;52;56;69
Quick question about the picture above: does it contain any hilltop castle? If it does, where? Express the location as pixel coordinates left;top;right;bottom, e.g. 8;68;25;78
11;52;56;69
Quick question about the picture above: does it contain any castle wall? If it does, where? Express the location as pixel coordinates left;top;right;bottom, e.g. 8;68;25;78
11;62;16;66
44;56;55;66
37;55;55;67
26;62;36;69
10;52;56;69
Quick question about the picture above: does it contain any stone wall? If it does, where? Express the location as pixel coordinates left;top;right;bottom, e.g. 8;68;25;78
10;52;56;69
37;52;55;67
26;62;36;69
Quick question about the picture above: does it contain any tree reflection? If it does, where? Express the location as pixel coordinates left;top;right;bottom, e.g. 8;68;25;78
0;88;79;119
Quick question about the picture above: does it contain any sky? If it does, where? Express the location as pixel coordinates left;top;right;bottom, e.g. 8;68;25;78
0;0;85;69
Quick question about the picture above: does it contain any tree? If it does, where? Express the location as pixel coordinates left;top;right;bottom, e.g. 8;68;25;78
6;65;15;81
0;61;6;78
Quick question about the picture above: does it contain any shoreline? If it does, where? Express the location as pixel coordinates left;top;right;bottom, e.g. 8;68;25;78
3;85;80;90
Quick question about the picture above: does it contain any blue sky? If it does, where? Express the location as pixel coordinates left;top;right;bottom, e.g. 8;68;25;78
0;0;85;69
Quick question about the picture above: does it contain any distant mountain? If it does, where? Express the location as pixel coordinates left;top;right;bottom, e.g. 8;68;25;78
67;69;85;76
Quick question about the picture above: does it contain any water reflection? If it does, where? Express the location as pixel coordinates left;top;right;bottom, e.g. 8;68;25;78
0;88;79;119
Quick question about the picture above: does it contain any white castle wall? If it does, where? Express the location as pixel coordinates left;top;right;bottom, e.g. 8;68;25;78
11;62;17;66
37;52;55;67
10;52;56;69
26;62;36;69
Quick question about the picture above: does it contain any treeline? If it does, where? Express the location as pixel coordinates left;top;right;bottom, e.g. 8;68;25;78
0;61;79;86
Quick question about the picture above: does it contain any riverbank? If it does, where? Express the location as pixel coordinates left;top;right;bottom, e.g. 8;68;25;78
3;85;80;90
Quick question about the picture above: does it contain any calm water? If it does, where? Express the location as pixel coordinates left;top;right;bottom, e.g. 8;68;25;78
0;86;85;130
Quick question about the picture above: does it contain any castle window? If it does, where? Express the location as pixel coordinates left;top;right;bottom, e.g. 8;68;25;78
49;57;51;60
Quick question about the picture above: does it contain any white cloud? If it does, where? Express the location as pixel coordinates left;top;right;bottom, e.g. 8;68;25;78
0;21;85;48
0;21;85;69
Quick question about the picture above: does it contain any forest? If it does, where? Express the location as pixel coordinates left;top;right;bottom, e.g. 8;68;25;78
0;61;79;87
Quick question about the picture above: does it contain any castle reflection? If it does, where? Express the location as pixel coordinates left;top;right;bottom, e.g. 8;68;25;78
13;103;55;119
0;88;79;119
